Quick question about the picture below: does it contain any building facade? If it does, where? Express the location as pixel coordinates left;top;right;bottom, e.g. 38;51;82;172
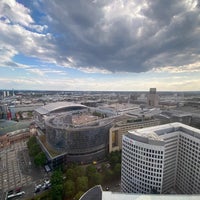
34;102;114;167
45;115;113;164
121;123;200;194
109;118;160;152
0;123;36;148
147;88;159;107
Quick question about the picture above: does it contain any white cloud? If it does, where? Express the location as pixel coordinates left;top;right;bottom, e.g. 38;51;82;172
153;62;200;73
26;67;67;76
0;44;17;64
0;20;55;66
78;66;111;74
26;68;45;76
0;0;33;27
1;74;200;91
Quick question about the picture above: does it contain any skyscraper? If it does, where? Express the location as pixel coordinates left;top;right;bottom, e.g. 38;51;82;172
147;88;159;107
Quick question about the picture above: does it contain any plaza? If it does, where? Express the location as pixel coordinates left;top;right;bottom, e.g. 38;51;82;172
0;139;46;199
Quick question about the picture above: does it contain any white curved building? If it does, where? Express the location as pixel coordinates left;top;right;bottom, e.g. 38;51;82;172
121;122;200;194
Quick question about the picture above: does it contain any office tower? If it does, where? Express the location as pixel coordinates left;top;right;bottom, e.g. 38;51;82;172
121;123;200;194
147;88;159;107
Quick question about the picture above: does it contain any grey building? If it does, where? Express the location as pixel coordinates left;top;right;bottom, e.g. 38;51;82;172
34;102;113;168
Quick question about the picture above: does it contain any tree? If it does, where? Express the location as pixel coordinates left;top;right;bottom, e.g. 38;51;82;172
51;170;63;185
75;166;85;177
66;168;76;181
29;143;41;157
86;165;97;179
51;184;63;200
27;136;37;149
113;163;121;178
74;191;84;200
76;176;88;192
64;180;75;198
34;152;46;167
90;172;102;186
107;150;121;169
103;169;113;183
51;170;64;200
101;163;107;172
110;155;118;168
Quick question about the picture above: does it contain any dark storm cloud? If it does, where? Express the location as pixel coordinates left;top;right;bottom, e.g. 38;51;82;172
42;0;200;73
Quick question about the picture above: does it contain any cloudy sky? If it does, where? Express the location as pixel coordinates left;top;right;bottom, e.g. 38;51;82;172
0;0;200;91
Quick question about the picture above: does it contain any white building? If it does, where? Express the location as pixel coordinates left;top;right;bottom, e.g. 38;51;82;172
79;185;200;200
121;122;200;194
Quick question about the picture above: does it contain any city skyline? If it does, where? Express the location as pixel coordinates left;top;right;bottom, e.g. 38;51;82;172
1;0;200;91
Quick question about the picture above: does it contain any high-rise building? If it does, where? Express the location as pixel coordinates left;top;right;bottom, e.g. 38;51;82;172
147;88;159;107
121;122;200;194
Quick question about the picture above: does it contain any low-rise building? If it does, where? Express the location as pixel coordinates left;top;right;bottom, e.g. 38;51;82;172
109;118;160;152
0;120;35;148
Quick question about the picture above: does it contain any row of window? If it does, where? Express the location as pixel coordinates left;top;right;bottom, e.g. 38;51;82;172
180;135;200;147
123;140;164;154
122;164;162;177
123;150;164;162
122;175;161;194
122;131;200;194
123;153;163;169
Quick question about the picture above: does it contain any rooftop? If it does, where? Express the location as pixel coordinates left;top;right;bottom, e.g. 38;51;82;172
0;119;30;135
80;185;200;200
35;102;87;115
46;110;112;129
128;122;200;142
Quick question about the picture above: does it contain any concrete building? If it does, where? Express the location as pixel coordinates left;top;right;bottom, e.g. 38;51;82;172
0;120;35;148
79;185;200;200
121;123;200;194
109;118;160;152
34;102;114;168
156;111;192;126
45;112;113;164
147;88;159;107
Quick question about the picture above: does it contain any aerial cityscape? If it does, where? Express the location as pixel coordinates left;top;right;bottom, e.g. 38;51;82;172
1;88;200;199
1;0;200;200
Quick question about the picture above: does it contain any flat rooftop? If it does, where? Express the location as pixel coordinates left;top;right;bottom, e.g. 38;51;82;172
72;113;99;126
128;122;200;142
46;111;111;128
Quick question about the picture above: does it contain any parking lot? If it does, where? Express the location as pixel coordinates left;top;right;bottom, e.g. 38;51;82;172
0;140;48;199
